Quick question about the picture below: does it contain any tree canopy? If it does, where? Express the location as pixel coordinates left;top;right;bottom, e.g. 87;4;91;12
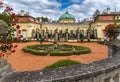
37;16;49;23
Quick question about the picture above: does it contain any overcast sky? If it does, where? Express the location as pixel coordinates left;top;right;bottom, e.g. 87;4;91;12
2;0;120;21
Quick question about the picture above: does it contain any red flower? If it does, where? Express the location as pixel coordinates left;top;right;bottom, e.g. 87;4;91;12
12;50;15;53
12;13;15;16
0;2;3;5
10;44;13;47
18;30;21;34
14;45;18;48
16;25;20;29
2;54;4;57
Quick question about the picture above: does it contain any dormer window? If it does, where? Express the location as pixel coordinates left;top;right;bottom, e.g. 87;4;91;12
114;15;120;20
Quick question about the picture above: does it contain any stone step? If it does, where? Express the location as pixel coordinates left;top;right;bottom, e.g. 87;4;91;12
0;58;7;67
0;64;12;77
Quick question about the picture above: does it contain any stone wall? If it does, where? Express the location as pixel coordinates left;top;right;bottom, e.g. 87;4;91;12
108;40;120;58
1;40;120;82
0;59;17;82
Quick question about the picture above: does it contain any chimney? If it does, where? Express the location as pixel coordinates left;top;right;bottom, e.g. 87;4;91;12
20;10;24;16
26;12;29;15
107;7;110;14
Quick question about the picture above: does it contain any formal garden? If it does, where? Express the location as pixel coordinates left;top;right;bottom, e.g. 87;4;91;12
23;42;91;56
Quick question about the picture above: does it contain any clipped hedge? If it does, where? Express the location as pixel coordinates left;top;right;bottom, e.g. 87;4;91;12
50;50;73;56
23;46;49;56
50;44;91;56
23;44;91;56
44;59;81;69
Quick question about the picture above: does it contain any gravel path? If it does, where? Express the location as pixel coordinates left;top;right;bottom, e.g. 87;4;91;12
5;41;108;72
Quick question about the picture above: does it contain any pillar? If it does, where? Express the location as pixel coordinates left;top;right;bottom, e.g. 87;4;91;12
54;30;58;42
88;30;91;42
77;31;80;42
46;32;48;41
37;32;39;40
66;32;68;42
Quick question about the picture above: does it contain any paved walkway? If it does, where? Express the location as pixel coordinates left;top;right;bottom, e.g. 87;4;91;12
5;42;108;72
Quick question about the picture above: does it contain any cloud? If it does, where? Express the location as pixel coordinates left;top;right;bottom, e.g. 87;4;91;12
1;0;120;21
67;0;120;20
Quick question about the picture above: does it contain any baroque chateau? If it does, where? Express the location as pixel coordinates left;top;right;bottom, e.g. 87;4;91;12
16;9;120;41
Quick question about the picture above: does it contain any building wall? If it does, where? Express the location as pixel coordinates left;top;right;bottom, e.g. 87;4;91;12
42;23;89;34
92;21;120;39
18;22;41;39
59;19;75;24
18;21;120;40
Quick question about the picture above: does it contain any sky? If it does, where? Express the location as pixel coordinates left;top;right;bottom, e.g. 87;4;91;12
1;0;120;21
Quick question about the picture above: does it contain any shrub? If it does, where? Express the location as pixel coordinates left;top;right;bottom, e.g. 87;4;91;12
98;40;109;45
23;46;49;56
44;59;81;69
50;50;73;56
23;44;91;56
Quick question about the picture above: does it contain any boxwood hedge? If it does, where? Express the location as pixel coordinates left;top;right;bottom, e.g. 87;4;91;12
23;44;91;56
23;46;49;56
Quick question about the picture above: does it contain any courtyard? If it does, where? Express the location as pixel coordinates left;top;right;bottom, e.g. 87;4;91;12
6;41;108;72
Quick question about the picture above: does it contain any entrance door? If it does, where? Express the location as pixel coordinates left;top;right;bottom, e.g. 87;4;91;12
22;31;27;39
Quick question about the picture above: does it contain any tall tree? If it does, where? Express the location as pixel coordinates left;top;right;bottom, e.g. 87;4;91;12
93;9;100;18
37;16;49;23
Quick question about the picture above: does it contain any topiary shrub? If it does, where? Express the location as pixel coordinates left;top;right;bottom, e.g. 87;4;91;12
44;59;81;69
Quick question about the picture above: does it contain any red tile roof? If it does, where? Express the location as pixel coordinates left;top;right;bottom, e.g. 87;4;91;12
17;14;39;23
94;12;120;22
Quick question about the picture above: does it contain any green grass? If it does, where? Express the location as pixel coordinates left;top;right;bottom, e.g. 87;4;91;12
44;59;81;69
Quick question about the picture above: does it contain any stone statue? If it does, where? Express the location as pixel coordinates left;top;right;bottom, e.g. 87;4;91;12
0;20;8;35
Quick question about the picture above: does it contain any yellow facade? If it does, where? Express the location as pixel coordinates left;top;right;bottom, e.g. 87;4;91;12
59;19;75;24
18;22;41;39
18;21;118;40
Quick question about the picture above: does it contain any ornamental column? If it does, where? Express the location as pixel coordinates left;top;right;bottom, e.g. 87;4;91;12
46;27;48;41
65;29;68;42
54;29;58;42
77;28;80;42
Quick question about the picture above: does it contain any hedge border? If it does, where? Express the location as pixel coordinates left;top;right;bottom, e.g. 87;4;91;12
23;44;91;56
